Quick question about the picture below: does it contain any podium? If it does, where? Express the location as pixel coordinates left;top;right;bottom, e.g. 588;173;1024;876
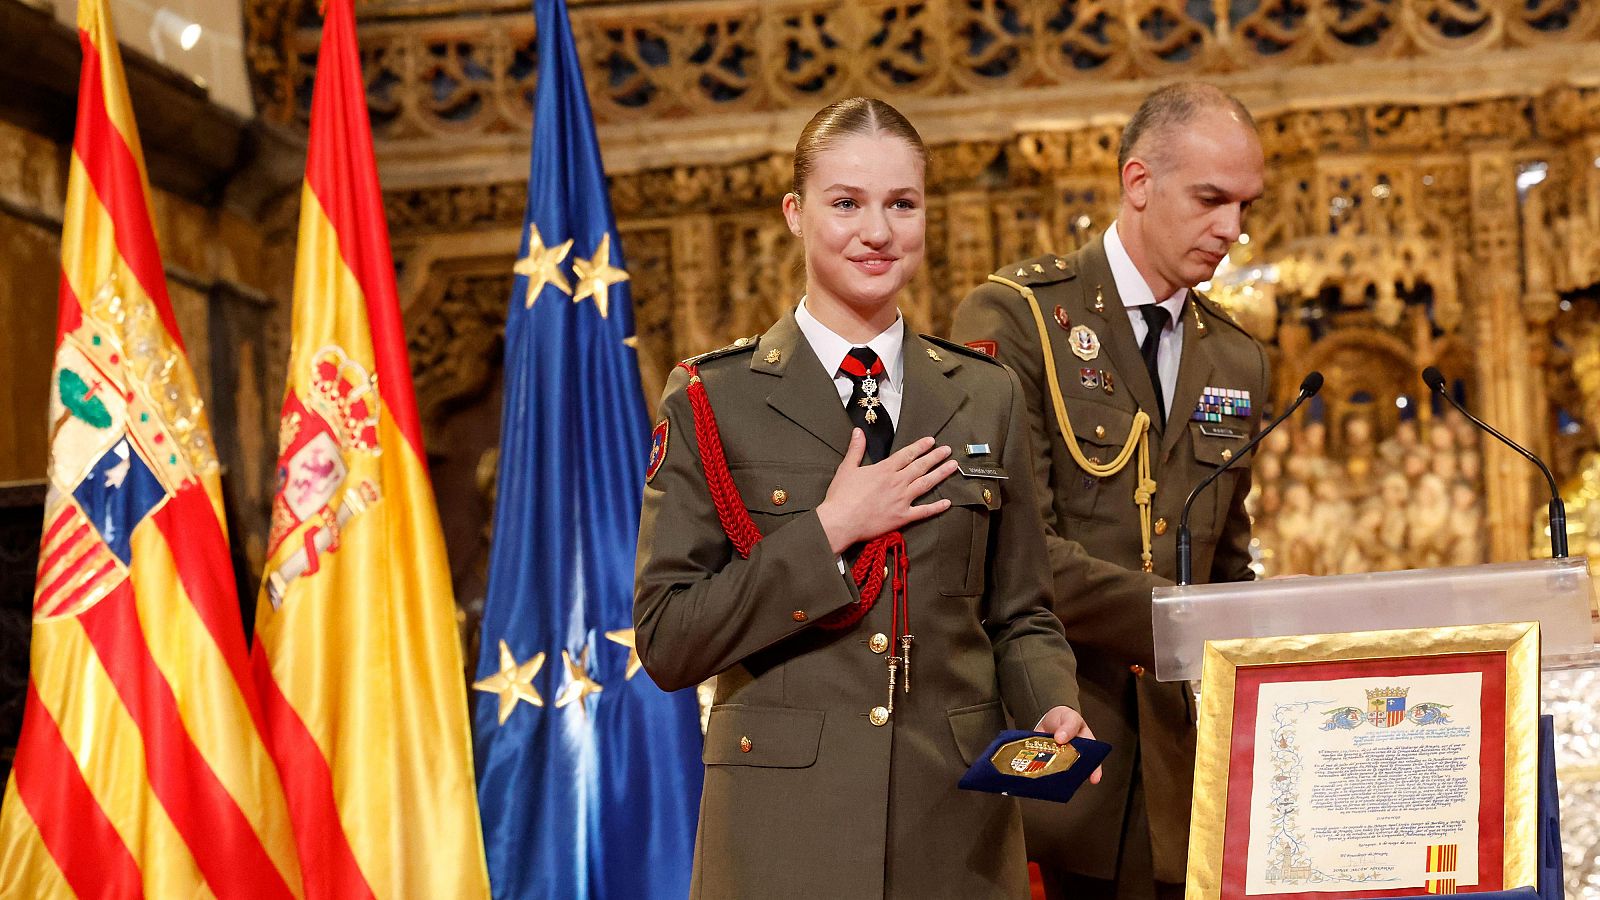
1151;558;1591;900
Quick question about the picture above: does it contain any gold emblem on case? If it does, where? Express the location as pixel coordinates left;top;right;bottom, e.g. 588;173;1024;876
990;736;1080;779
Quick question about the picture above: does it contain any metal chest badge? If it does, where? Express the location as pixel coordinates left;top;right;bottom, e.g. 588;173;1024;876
1068;324;1100;361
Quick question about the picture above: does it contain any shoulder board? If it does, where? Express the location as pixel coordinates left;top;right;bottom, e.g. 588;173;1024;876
990;253;1075;288
921;333;1002;365
1190;291;1252;338
681;335;760;367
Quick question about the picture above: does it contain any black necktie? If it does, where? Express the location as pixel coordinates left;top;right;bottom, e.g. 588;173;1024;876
840;347;894;463
1138;303;1172;423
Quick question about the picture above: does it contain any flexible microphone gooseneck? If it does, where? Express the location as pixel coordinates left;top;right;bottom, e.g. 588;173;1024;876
1177;371;1324;585
1421;366;1567;559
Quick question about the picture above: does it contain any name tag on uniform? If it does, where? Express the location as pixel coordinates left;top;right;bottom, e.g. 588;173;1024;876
958;464;1007;480
1198;424;1245;439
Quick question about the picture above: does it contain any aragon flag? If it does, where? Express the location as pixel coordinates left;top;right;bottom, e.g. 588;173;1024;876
248;0;491;897
0;0;303;896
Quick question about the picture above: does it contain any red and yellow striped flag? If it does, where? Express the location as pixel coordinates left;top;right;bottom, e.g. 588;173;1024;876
0;1;303;896
1426;843;1459;873
249;1;490;896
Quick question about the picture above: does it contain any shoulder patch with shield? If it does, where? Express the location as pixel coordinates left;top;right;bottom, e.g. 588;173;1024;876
647;418;669;483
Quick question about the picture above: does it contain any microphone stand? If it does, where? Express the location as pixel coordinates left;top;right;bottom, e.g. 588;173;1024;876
1423;368;1568;559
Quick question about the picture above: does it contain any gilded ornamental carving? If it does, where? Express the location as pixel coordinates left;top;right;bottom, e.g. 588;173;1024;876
247;1;1600;135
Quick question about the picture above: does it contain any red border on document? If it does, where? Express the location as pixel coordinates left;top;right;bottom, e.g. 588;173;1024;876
1218;652;1507;899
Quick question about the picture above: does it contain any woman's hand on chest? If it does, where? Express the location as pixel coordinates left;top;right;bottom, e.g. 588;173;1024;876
815;430;959;554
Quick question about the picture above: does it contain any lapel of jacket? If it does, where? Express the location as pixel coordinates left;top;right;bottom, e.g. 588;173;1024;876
890;328;964;454
756;311;852;458
1078;238;1163;430
1160;297;1218;459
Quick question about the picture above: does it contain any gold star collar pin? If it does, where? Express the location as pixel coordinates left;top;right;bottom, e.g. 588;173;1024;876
472;639;545;724
572;233;630;319
513;224;573;308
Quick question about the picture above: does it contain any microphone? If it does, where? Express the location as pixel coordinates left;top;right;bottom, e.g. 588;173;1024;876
1422;366;1567;558
1177;371;1323;585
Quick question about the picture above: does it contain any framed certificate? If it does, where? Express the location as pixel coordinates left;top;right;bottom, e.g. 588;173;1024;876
1186;622;1539;899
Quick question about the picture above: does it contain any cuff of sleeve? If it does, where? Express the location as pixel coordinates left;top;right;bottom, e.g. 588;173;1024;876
762;509;860;626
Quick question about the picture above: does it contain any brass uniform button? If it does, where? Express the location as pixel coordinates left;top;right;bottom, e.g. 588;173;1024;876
869;633;889;654
1129;664;1146;677
870;706;890;726
739;736;753;753
1221;448;1233;461
1094;425;1106;439
792;610;807;622
771;488;788;506
982;488;993;505
1154;518;1168;536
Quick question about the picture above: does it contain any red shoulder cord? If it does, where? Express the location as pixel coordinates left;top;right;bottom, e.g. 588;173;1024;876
678;362;910;647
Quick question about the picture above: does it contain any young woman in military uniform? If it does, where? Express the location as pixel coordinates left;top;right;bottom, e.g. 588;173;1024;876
634;98;1096;899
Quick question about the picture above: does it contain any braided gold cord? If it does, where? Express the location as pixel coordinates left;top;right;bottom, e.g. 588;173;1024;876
988;275;1158;572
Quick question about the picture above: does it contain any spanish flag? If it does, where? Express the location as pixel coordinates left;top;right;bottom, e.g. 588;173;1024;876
0;0;302;895
249;0;490;896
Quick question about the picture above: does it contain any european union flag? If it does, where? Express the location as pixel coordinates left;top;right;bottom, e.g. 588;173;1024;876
471;0;703;896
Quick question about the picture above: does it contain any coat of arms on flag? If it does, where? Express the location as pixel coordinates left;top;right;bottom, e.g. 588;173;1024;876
38;280;213;623
264;346;383;609
1367;686;1408;728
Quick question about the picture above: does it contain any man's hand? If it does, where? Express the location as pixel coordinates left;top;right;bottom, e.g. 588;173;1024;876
1037;706;1102;785
816;431;959;555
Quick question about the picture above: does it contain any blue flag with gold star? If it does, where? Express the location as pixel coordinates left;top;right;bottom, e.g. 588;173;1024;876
471;0;703;896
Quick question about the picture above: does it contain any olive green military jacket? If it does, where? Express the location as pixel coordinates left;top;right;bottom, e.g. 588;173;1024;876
951;237;1269;884
634;311;1082;900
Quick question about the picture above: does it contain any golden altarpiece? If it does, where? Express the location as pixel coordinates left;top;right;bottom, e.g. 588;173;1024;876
172;0;1600;890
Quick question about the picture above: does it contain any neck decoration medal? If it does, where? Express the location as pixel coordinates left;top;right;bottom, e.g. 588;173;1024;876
859;374;882;424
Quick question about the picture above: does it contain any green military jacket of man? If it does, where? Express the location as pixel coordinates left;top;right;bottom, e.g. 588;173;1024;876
635;311;1082;899
951;236;1269;884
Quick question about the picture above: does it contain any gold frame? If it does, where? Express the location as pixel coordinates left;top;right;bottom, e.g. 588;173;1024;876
1186;621;1541;899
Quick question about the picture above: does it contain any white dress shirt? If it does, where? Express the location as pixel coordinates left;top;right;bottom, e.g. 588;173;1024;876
794;297;905;427
1104;222;1187;417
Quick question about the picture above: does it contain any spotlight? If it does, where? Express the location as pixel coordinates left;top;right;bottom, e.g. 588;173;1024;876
149;9;202;63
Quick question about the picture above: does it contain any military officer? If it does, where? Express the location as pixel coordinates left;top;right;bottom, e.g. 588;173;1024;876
951;83;1270;900
635;97;1094;899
